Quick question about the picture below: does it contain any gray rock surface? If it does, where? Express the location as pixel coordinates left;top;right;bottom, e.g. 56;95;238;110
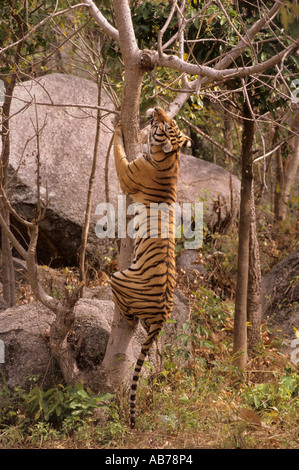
178;153;240;233
0;287;189;387
176;249;207;283
0;298;115;388
3;73;240;268
4;73;117;267
0;302;55;387
262;248;299;341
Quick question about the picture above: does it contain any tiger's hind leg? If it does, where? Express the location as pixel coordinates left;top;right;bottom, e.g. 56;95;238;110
123;312;137;328
110;271;137;328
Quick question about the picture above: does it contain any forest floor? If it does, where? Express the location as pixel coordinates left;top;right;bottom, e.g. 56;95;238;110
1;291;298;450
0;220;298;450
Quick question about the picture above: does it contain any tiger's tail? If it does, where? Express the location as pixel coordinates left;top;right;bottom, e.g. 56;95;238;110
130;323;162;429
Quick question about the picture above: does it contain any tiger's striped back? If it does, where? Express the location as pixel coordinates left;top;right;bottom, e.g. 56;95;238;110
111;107;191;428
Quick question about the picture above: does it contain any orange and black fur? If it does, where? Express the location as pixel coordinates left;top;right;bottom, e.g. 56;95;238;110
111;107;191;428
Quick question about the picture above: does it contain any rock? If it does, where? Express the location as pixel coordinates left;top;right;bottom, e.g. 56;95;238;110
0;296;8;312
176;250;207;283
178;153;240;233
0;287;190;388
72;298;115;370
4;73;117;268
262;248;299;341
0;302;55;388
0;299;115;388
85;285;113;301
3;73;240;269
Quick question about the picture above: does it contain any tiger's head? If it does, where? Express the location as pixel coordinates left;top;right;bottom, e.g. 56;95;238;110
146;107;192;154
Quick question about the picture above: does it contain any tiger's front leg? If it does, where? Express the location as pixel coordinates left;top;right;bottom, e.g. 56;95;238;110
113;124;139;195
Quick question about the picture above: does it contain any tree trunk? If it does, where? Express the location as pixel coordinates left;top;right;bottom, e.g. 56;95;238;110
99;0;145;392
1;209;16;307
233;101;255;369
26;223;88;385
223;103;236;218
1;79;17;307
247;182;262;351
274;110;299;222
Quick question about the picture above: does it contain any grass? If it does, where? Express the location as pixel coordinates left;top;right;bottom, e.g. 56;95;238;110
1;286;298;449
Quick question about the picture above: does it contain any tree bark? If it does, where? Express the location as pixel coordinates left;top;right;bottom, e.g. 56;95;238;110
0;10;25;307
98;0;146;392
274;111;299;222
247;182;262;351
1;78;17;307
1;209;16;307
233;101;255;369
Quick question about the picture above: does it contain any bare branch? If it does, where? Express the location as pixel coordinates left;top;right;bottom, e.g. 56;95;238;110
166;0;293;114
0;4;90;56
7;96;120;116
0;184;32;229
26;224;59;312
214;0;288;73
215;0;245;44
82;0;119;42
162;0;214;52
253;141;285;164
157;1;177;58
112;0;139;60
155;40;299;83
0;209;28;260
181;117;240;163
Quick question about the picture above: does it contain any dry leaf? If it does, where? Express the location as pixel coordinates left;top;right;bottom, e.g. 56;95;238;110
211;332;225;344
239;408;262;426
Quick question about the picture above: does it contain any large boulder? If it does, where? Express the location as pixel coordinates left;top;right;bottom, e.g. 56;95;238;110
3;73;240;268
262;248;299;341
4;73;117;267
0;288;189;388
178;153;240;233
0;298;116;388
0;302;56;388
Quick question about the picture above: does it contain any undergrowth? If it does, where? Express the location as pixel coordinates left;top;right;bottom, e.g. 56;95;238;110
0;286;298;449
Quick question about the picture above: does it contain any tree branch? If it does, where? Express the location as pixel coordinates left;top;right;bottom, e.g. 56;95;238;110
181;117;240;163
0;4;90;56
157;0;177;58
82;0;119;42
212;0;288;74
112;0;139;61
0;210;27;260
12;97;120;116
165;0;293;115
154;40;299;83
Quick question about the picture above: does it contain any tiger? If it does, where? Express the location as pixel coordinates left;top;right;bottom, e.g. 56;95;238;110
111;106;192;428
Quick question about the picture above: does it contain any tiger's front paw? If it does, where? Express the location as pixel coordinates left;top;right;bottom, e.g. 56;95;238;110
114;122;124;144
114;121;122;134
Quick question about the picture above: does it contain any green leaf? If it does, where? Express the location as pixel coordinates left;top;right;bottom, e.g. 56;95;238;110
178;393;189;403
253;394;260;409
